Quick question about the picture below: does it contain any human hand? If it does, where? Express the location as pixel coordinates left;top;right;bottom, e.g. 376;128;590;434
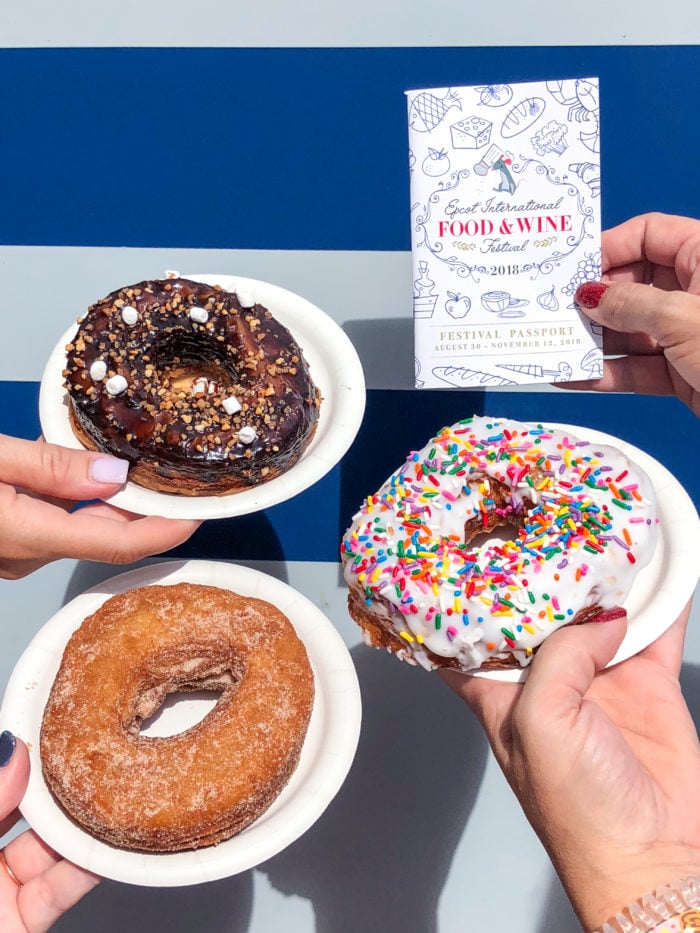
0;730;100;932
440;604;700;931
562;212;700;414
0;434;201;579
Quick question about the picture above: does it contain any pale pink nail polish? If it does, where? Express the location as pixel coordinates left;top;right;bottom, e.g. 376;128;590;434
89;456;129;485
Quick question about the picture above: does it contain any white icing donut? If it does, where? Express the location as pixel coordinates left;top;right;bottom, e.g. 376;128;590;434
341;415;659;672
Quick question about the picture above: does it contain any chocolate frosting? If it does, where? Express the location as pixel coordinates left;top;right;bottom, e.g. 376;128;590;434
64;278;321;494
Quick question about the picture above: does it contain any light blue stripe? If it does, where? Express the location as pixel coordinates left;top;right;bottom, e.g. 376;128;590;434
3;0;700;47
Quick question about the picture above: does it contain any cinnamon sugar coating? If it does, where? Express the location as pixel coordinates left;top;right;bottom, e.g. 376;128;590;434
40;583;314;852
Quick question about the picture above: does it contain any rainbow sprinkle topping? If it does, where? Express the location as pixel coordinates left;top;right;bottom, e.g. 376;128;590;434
341;416;659;671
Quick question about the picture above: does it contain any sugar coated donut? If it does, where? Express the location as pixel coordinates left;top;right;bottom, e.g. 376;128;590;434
63;277;321;495
341;415;659;673
40;583;314;852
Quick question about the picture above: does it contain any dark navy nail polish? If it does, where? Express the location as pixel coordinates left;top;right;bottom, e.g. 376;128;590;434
0;730;16;767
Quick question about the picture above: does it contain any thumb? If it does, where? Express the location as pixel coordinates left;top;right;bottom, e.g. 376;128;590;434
0;732;29;832
0;435;129;500
521;609;628;715
575;279;700;350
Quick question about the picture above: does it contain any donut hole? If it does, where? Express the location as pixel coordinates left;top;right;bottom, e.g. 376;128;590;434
465;522;522;550
130;651;243;739
150;332;238;397
138;686;227;738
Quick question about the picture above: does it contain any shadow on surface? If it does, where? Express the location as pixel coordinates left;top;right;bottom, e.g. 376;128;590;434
342;317;415;391
263;644;489;933
52;872;254;933
538;872;581;933
680;660;700;734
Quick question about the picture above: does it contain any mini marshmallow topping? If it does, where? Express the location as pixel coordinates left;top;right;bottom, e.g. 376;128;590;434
238;426;258;444
189;307;209;324
121;306;138;326
105;375;128;396
223;396;242;416
89;360;108;381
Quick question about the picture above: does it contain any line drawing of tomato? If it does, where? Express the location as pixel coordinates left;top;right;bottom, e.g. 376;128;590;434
422;148;450;177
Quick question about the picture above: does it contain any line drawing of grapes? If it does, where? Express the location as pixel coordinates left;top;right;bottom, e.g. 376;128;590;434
562;250;602;297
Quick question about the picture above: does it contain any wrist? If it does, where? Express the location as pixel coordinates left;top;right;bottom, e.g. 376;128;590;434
588;874;700;933
545;839;700;930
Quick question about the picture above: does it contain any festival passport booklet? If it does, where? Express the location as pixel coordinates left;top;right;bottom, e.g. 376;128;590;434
406;78;603;389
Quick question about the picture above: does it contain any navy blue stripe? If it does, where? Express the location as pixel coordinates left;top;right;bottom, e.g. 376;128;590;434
2;383;697;561
0;47;698;250
0;382;41;440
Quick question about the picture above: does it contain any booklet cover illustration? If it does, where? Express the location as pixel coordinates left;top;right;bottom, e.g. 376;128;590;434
407;78;603;389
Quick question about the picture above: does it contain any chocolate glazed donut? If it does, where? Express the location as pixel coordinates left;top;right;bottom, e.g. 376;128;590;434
63;278;322;495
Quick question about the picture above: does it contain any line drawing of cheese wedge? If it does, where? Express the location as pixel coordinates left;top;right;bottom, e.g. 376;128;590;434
501;97;546;138
432;366;516;387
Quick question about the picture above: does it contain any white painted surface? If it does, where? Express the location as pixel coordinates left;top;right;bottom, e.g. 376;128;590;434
3;0;700;47
0;245;566;392
1;560;699;933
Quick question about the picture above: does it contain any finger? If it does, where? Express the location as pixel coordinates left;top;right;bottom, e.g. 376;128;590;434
516;613;628;725
439;669;522;766
440;668;519;729
18;859;101;933
0;435;129;501
575;280;700;345
602;330;660;356
575;281;700;401
3;830;60;881
0;491;201;568
52;508;202;564
0;734;29;836
556;355;680;396
602;212;700;290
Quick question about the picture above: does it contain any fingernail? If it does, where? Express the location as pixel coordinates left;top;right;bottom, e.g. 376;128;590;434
591;607;627;624
89;456;129;485
575;281;609;310
0;731;16;767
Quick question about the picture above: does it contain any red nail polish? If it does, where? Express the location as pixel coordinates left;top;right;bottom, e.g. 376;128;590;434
575;281;609;310
591;607;627;624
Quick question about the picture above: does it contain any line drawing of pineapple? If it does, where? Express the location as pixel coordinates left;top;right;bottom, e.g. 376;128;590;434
408;88;462;133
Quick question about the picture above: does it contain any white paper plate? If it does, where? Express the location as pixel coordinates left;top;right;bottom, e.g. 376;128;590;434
471;423;700;682
39;274;366;519
0;560;362;886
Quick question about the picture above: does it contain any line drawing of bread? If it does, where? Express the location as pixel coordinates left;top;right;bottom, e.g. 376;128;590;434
501;97;546;138
432;366;517;387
